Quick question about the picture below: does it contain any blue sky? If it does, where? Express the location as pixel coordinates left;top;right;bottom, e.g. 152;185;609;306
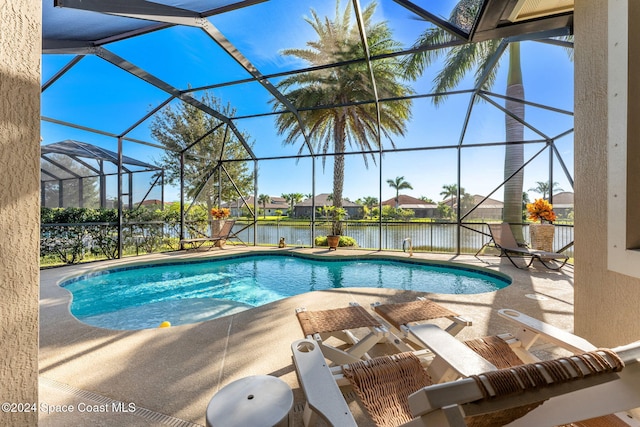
41;0;574;205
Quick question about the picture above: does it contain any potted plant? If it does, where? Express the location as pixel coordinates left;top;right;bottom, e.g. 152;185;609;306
526;198;556;252
210;207;230;247
325;206;346;250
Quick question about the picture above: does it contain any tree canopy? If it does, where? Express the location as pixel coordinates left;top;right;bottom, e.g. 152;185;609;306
272;0;413;226
150;91;254;215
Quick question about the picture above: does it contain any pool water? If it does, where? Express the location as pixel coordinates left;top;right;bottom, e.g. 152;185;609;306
62;254;510;330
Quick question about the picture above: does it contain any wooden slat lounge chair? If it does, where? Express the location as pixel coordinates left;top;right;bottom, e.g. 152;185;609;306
295;303;389;365
180;219;236;250
291;308;640;427
476;223;569;270
295;299;471;365
407;342;640;427
372;297;472;344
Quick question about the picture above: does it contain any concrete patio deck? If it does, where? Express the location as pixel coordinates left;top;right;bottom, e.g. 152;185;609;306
39;246;576;426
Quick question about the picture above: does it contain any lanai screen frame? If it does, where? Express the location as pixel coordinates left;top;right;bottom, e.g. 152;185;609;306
42;0;575;256
40;139;165;210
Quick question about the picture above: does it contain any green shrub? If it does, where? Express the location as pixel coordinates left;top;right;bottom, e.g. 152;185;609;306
314;235;357;247
41;207;118;224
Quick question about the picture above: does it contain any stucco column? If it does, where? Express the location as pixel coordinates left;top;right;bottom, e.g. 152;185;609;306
574;0;640;345
0;1;41;426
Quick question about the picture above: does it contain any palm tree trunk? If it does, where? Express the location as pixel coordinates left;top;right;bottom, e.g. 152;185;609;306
332;118;346;235
333;118;346;210
503;43;525;243
333;153;344;208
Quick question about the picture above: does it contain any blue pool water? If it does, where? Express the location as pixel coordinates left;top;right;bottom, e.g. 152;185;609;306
62;254;510;330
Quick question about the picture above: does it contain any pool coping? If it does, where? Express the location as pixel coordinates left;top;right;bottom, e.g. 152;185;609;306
57;248;512;284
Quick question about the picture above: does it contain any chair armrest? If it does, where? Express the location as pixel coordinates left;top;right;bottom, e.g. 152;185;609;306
291;339;357;427
407;324;496;381
408;350;628;424
498;309;596;353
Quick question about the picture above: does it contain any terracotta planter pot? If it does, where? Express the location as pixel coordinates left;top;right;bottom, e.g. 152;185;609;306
529;223;554;252
211;219;227;247
326;235;340;251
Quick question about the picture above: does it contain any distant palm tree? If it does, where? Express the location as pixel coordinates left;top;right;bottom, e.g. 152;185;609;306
258;194;271;218
356;196;378;219
440;184;458;210
386;176;413;207
281;193;292;211
290;192;304;213
273;0;413;232
528;181;564;199
281;192;304;213
359;196;378;210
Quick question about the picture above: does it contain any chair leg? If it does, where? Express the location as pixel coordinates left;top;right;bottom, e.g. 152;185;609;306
474;243;489;260
536;256;568;270
503;252;532;269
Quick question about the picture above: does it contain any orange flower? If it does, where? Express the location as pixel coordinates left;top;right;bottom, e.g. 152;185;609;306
210;207;230;219
526;198;556;223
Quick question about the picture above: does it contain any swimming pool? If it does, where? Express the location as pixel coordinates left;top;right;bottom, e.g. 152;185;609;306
62;253;511;330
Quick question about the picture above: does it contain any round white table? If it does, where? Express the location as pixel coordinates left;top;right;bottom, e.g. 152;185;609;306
206;375;293;427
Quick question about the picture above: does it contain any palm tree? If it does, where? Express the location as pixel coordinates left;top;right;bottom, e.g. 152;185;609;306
356;196;378;219
528;181;564;199
403;0;530;241
257;194;271;218
290;193;304;211
272;0;413;233
386;176;413;207
358;196;378;210
281;193;292;212
282;192;304;215
440;184;458;210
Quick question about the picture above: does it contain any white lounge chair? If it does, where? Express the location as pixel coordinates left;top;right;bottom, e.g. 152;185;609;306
291;309;640;427
295;303;389;365
295;299;471;365
372;297;472;353
407;343;640;427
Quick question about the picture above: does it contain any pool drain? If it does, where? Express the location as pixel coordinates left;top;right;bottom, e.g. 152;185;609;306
40;376;201;427
525;293;548;301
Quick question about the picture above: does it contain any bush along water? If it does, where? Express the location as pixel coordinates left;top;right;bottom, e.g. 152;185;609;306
41;207;119;265
40;205;210;265
314;235;357;248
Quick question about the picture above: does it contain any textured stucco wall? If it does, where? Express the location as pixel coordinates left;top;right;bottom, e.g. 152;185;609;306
574;0;640;346
0;1;41;426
